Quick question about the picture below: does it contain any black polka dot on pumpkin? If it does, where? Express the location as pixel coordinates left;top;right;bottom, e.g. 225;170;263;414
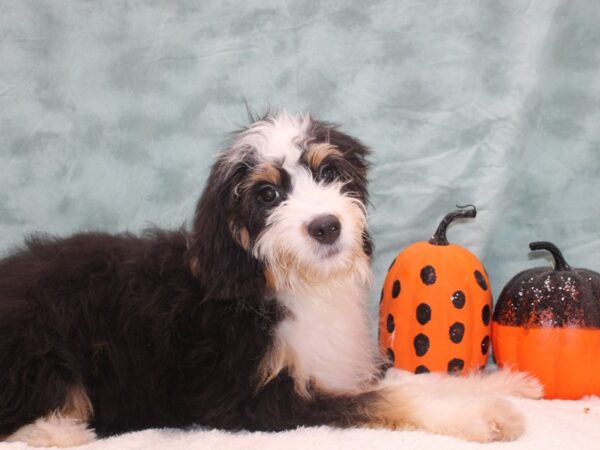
391;280;401;299
481;335;490;355
420;265;436;285
386;348;395;364
386;314;395;333
448;358;464;374
482;304;491;326
415;365;430;374
451;290;466;309
474;270;488;291
413;333;430;357
449;322;465;344
388;257;397;271
416;303;432;325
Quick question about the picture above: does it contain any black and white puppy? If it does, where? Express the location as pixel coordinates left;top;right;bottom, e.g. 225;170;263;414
0;112;541;447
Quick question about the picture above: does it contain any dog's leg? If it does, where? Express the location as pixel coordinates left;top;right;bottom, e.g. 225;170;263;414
4;385;96;448
364;373;527;442
383;367;544;399
249;372;526;442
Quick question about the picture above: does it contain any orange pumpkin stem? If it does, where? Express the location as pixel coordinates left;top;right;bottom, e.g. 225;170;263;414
428;204;477;246
529;241;571;271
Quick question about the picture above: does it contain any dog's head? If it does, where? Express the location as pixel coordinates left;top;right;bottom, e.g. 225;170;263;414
188;111;372;299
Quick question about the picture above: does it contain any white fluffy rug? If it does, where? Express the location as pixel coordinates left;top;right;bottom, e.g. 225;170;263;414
2;397;599;450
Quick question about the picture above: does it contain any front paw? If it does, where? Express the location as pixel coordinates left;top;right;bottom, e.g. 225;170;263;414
455;396;525;442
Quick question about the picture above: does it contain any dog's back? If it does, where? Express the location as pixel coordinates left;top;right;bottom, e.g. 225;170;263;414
0;230;279;437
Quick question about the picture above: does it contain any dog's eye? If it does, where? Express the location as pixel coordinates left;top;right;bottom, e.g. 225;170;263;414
318;164;339;183
258;185;280;205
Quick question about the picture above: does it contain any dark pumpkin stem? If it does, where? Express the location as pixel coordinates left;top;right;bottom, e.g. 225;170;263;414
529;241;571;271
428;204;477;246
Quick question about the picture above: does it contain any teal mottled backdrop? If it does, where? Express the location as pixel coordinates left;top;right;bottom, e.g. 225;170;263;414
1;0;599;320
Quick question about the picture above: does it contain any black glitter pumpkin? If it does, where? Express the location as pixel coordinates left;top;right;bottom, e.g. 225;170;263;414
492;241;600;399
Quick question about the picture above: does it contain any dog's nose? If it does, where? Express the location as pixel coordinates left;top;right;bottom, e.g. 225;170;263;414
307;214;342;245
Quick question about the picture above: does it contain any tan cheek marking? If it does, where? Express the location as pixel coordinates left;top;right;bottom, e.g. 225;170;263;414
306;143;343;170
238;227;251;250
228;222;251;251
264;266;277;291
190;257;201;276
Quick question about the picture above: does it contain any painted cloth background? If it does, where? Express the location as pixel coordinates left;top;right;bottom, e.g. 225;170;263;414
1;0;599;322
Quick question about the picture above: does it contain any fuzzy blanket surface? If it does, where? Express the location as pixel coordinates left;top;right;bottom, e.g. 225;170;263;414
1;397;599;450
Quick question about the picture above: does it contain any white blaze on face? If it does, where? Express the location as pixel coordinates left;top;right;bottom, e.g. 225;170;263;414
234;111;312;172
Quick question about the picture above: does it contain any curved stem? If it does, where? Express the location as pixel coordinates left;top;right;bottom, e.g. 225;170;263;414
529;241;571;271
428;204;477;246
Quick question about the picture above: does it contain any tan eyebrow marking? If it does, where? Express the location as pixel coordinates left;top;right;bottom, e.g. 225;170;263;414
304;143;342;170
248;162;282;186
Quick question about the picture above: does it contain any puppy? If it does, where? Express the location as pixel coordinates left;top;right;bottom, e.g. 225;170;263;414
0;112;541;447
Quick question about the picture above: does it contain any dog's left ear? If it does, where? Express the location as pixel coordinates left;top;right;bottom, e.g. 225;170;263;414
187;157;265;300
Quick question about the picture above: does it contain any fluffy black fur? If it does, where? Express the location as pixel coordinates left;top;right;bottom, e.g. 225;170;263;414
0;119;377;437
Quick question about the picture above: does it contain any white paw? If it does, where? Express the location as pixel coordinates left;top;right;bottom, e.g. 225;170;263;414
457;396;525;442
412;394;525;442
5;415;95;447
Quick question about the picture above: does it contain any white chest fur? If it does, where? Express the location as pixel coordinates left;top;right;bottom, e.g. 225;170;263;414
273;277;380;395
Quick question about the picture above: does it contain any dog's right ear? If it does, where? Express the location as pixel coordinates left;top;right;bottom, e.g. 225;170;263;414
187;156;265;300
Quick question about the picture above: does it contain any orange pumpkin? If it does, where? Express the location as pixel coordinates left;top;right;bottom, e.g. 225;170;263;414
492;241;600;399
379;205;492;375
